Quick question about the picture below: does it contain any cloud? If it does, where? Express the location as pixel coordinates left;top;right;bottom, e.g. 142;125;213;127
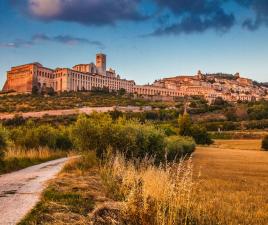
32;34;104;47
10;0;268;36
12;0;146;25
239;0;268;30
153;0;222;15
152;9;235;36
0;39;33;48
0;33;104;48
150;0;235;36
150;0;268;36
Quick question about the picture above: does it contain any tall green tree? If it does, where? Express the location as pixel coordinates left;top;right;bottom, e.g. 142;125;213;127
178;113;192;136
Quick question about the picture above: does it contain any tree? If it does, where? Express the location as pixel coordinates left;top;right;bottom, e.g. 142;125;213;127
190;124;213;145
178;113;192;136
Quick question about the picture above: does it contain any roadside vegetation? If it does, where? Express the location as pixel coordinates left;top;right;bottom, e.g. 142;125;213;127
0;148;66;175
1;122;67;174
0;112;197;174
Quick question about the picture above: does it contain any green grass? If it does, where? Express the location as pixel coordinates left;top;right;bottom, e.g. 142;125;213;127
19;186;94;225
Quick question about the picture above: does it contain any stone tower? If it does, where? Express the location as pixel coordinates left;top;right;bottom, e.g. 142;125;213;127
197;70;203;80
96;53;106;76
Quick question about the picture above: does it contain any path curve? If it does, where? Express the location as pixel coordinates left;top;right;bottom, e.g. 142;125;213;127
0;157;69;225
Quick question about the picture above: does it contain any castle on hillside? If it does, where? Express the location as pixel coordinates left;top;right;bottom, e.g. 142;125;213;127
2;53;268;103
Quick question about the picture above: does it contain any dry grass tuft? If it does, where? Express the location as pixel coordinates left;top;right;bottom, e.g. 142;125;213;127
4;147;65;160
100;154;195;225
0;147;67;174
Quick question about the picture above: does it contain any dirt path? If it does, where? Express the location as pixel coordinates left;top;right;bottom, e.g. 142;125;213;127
0;157;69;225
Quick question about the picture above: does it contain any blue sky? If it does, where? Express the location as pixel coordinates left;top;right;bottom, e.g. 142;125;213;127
1;0;268;88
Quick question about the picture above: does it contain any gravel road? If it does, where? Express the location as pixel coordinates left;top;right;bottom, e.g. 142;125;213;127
0;157;69;225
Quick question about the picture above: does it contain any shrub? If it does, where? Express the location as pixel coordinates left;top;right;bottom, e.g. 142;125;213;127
3;114;26;127
135;125;166;162
35;125;58;149
108;119;166;162
178;113;192;136
9;121;72;151
261;135;268;150
165;136;196;161
55;127;73;150
70;113;112;153
0;125;8;161
71;115;166;162
157;124;177;136
190;124;213;145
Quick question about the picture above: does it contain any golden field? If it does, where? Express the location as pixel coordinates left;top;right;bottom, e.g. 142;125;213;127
211;139;262;151
193;139;268;225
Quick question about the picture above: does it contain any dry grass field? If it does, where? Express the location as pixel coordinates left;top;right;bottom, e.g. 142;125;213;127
212;139;262;150
193;140;268;225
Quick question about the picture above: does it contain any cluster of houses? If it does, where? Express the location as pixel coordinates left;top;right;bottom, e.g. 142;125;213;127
2;53;268;103
147;71;268;103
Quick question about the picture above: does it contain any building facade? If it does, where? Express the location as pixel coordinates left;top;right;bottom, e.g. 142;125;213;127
2;53;268;103
3;54;135;94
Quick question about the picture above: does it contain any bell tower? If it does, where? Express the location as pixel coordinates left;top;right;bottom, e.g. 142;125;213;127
96;53;106;76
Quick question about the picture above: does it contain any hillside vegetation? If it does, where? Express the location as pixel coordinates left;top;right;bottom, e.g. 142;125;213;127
0;92;175;113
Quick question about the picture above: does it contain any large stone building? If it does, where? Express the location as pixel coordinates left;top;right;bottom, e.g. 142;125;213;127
2;53;268;103
2;53;135;93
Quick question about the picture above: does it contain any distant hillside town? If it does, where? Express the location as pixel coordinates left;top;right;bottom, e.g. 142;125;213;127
2;53;268;103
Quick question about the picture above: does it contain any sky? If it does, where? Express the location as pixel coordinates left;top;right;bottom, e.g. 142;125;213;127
1;0;268;89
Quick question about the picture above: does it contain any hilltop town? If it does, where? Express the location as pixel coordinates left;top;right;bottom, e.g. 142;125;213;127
2;53;268;103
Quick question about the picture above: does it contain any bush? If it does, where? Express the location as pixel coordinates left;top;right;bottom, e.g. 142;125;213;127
0;125;8;161
71;115;167;162
105;119;166;162
3;114;26;126
55;127;73;150
262;135;268;150
190;124;213;145
178;113;192;136
70;113;112;153
9;121;72;150
135;124;166;162
165;136;195;161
